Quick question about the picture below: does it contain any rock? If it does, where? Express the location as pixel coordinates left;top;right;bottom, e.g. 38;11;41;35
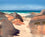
31;9;45;16
0;12;5;15
29;15;45;35
29;10;45;35
5;14;24;25
12;19;24;25
40;9;45;15
5;15;14;21
5;12;24;25
0;12;19;37
9;12;23;22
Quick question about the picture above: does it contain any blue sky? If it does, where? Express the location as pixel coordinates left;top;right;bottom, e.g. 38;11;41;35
0;0;45;10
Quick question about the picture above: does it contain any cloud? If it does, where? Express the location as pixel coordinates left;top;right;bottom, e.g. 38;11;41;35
0;4;45;10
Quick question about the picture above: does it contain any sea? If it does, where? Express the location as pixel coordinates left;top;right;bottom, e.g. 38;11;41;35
0;10;41;15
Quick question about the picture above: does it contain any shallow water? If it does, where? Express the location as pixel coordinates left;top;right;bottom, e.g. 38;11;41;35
0;10;40;14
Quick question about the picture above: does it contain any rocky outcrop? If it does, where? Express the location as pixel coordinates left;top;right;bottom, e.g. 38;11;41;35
9;12;23;22
0;12;5;15
40;9;45;15
0;12;19;37
5;12;24;25
31;9;45;16
29;9;45;35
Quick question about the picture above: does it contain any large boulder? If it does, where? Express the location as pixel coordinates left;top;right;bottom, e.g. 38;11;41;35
30;9;45;16
0;12;5;15
5;12;24;25
40;9;45;15
29;15;45;35
9;12;23;22
0;12;19;37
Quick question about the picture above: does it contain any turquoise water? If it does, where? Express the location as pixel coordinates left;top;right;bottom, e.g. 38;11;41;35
0;10;41;14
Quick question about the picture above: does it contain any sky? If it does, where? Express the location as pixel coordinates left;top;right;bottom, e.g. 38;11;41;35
0;0;45;10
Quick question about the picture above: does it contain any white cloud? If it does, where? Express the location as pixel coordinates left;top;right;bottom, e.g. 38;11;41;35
0;4;45;10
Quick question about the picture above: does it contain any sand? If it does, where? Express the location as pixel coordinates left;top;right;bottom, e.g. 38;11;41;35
13;17;32;37
12;14;34;37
